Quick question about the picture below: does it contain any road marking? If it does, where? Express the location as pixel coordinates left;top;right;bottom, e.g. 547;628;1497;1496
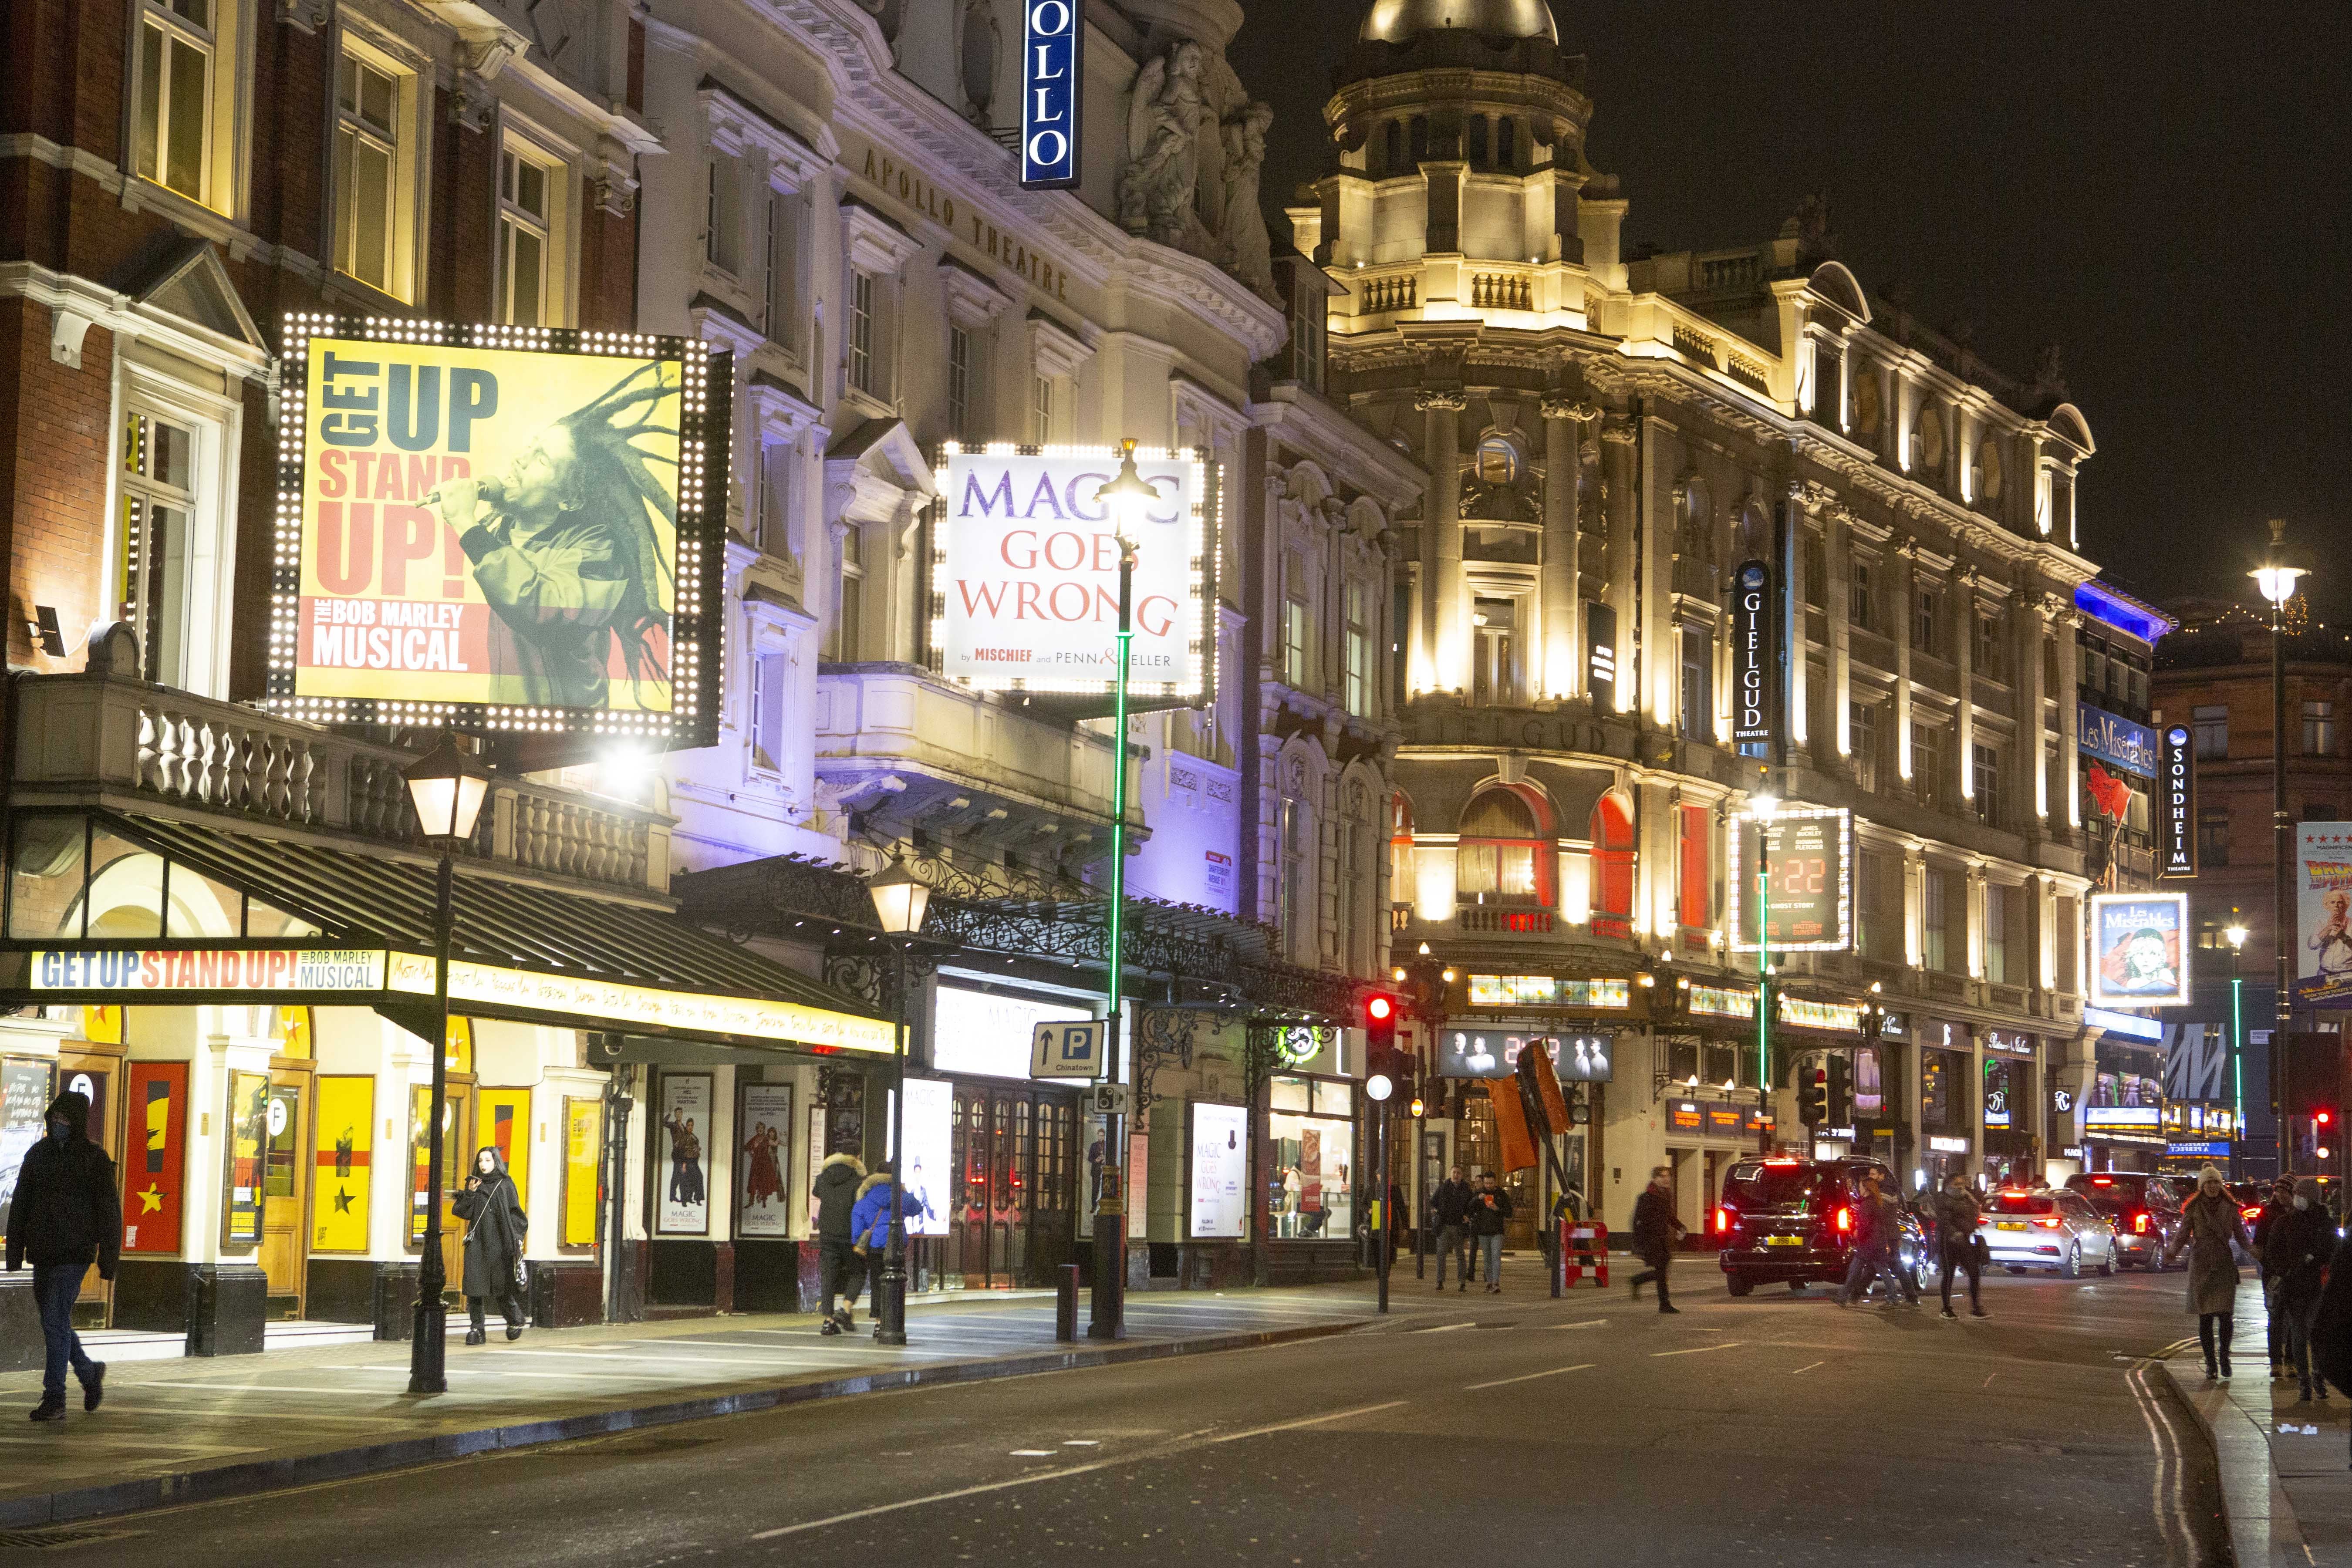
1549;1318;1608;1330
1463;1363;1595;1391
1650;1341;1744;1358
1413;1322;1475;1334
1983;1373;1998;1389
1790;1361;1823;1375
1062;1440;1100;1447
745;1401;1408;1541
2126;1361;2197;1561
1008;1450;1057;1457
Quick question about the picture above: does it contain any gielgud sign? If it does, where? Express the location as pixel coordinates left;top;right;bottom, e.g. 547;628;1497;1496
929;444;1215;700
268;317;727;743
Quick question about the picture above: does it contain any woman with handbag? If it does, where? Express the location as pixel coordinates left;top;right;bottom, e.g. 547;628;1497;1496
453;1146;529;1345
2164;1164;2253;1379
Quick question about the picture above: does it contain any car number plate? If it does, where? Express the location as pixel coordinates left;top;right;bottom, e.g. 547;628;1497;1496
1995;1222;2025;1231
1765;1236;1802;1247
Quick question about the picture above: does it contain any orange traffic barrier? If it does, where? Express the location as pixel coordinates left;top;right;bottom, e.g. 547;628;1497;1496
1562;1219;1609;1287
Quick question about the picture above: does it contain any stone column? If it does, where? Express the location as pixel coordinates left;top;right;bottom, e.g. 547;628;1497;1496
1539;397;1594;700
1417;392;1467;696
2021;590;2052;825
1827;507;1853;769
1599;417;1639;715
1784;483;1819;759
2057;608;2082;831
1954;567;1977;818
1893;537;1917;798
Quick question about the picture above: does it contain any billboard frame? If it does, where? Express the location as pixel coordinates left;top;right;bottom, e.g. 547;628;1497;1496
2087;890;2192;1011
924;441;1219;706
267;314;729;748
1727;805;1853;954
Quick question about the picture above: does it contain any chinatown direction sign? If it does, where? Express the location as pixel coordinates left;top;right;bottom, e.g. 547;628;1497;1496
930;445;1216;700
270;317;729;746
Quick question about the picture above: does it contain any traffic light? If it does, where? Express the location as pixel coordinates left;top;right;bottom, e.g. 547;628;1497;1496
1362;991;1403;1096
1825;1052;1853;1126
1797;1060;1828;1126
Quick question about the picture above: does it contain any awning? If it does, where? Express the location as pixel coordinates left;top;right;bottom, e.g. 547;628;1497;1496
0;810;891;1055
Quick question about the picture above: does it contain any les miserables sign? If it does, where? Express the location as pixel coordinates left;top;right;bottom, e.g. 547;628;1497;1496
929;445;1216;701
267;317;728;744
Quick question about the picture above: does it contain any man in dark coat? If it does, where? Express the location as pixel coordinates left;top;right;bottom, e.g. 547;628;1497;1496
811;1151;867;1334
4;1090;120;1420
1429;1165;1475;1293
1629;1166;1685;1314
1467;1173;1514;1293
1835;1166;1917;1308
451;1146;528;1345
2266;1177;2335;1401
2254;1177;2295;1379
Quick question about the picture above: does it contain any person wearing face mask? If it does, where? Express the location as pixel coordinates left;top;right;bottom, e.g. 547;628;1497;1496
450;1146;529;1345
3;1090;120;1420
2266;1177;2335;1402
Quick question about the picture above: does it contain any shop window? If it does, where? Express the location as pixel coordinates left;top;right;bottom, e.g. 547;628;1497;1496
1458;786;1552;907
1589;791;1633;923
1268;1074;1354;1240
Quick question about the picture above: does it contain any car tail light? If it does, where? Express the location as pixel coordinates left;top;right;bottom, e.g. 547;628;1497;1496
1716;1206;1734;1237
1836;1207;1853;1234
2035;1215;2061;1230
2134;1212;2151;1234
2243;1206;2263;1223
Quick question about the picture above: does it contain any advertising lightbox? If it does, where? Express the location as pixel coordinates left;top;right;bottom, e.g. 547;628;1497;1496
896;1077;953;1239
2088;891;2190;1010
933;984;1087;1081
1729;806;1853;952
1187;1100;1247;1239
930;445;1215;701
2296;823;2352;1007
270;317;728;745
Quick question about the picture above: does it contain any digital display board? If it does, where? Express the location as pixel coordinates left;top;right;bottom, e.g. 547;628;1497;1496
930;445;1216;700
1729;806;1852;952
271;317;727;744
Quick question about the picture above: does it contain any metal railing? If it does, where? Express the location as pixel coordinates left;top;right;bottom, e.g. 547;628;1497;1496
11;674;670;893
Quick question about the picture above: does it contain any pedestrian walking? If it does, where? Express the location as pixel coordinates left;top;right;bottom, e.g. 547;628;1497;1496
2164;1164;2252;1380
450;1146;528;1345
811;1150;867;1334
2306;1230;2352;1467
2;1090;118;1420
1468;1172;1514;1292
2265;1177;2335;1401
1430;1164;1475;1292
2254;1177;2295;1379
1931;1170;1987;1320
1628;1166;1686;1314
1835;1167;1917;1308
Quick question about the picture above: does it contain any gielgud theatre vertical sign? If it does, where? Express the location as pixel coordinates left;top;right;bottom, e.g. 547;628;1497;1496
267;318;729;744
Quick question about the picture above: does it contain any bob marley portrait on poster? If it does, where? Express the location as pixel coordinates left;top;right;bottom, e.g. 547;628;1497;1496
270;321;727;742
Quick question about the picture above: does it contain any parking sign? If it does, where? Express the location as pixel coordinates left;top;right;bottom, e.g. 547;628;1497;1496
1030;1018;1107;1079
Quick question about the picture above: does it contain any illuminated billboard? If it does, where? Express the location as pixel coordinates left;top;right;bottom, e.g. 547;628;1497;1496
929;444;1216;700
1728;806;1853;952
270;317;727;744
2087;891;2190;1010
2297;823;2352;1007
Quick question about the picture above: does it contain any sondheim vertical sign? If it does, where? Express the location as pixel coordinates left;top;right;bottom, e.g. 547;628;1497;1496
2159;722;2196;878
1733;559;1773;747
1021;1;1083;189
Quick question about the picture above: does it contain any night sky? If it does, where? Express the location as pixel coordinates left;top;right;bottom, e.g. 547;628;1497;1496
1228;2;2352;620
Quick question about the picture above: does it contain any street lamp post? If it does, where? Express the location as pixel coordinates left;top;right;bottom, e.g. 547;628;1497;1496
1748;789;1780;1153
1366;1068;1394;1313
401;735;491;1397
2227;919;2249;1180
1089;440;1157;1341
867;858;932;1348
2252;520;2308;1180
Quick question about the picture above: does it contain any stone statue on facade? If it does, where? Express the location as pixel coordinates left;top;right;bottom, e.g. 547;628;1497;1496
1119;38;1279;303
1220;104;1275;297
1121;41;1208;243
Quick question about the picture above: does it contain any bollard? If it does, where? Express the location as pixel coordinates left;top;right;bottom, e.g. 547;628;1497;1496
1551;1216;1566;1298
1056;1264;1080;1342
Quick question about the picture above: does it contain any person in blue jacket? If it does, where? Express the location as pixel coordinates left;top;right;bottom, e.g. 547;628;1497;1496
851;1165;932;1259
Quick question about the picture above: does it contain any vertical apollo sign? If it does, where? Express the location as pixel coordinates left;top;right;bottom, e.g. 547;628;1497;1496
1020;0;1083;189
2158;723;2196;878
1732;559;1773;747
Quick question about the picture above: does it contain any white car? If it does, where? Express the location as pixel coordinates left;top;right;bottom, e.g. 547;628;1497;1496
1978;1187;2118;1278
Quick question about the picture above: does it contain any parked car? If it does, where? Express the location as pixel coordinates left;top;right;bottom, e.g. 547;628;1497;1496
1716;1157;1930;1298
1979;1187;2118;1278
2065;1172;2180;1269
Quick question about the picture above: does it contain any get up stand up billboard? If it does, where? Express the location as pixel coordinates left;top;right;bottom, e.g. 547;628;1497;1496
268;317;728;744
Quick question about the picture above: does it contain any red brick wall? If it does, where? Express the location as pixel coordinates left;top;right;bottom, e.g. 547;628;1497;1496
0;297;116;672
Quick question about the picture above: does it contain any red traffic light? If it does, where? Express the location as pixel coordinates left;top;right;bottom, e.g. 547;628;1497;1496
1366;994;1395;1023
2320;1110;2335;1126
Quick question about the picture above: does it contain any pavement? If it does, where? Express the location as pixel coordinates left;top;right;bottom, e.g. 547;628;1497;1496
0;1274;1417;1531
0;1254;2246;1564
2164;1276;2352;1567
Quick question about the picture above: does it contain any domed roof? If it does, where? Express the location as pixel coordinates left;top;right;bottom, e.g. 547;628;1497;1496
1359;0;1558;44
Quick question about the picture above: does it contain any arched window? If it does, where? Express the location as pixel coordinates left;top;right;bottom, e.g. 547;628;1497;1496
1458;785;1553;907
1590;791;1635;922
1475;434;1519;485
